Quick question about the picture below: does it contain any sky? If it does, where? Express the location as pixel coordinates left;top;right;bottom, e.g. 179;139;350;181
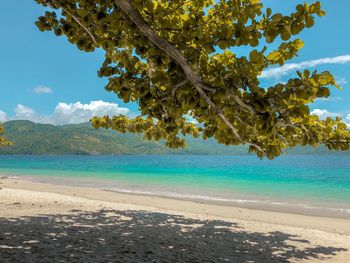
0;0;349;126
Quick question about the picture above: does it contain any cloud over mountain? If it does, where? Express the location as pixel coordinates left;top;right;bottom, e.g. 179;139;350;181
52;101;129;125
0;110;7;122
346;114;350;127
2;101;130;125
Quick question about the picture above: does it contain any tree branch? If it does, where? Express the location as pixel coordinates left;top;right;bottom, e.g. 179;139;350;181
147;52;154;88
172;79;189;97
43;0;98;45
232;94;256;114
114;0;264;153
68;12;98;45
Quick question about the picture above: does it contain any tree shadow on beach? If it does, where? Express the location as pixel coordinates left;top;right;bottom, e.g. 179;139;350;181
0;210;347;263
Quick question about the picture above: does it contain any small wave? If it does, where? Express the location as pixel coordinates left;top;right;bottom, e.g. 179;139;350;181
106;188;262;203
103;187;350;215
8;176;22;179
0;175;21;179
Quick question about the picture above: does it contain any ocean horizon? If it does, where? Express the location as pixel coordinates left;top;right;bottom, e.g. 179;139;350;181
1;154;350;218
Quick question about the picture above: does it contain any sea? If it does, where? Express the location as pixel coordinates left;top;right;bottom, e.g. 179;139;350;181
0;155;349;218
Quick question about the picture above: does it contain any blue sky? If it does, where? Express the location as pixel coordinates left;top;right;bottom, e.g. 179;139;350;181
0;1;349;125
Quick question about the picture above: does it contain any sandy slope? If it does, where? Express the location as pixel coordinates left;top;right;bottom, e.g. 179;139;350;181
0;178;349;262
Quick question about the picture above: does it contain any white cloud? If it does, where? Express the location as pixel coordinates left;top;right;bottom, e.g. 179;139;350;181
336;78;347;85
32;86;53;94
311;109;350;128
260;55;350;79
346;114;350;128
315;96;342;102
14;104;51;124
7;101;130;125
310;109;338;120
0;110;7;122
15;104;36;119
52;101;129;125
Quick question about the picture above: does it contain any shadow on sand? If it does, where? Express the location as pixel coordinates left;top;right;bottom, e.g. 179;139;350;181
0;209;347;262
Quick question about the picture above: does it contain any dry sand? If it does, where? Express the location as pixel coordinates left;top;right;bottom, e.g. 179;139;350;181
0;177;350;262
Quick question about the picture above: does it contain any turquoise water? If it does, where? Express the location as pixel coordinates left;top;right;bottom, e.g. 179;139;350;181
0;155;350;216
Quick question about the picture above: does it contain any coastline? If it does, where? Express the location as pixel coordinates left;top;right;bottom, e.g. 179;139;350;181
1;176;350;233
2;170;350;220
1;177;350;262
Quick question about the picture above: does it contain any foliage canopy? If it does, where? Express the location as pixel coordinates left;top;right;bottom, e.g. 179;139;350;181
35;0;350;158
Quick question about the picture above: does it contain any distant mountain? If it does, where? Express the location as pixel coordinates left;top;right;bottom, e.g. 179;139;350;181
0;120;246;155
0;120;348;156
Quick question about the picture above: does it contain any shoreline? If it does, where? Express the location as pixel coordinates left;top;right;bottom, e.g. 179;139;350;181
1;177;350;262
2;172;350;220
1;177;350;235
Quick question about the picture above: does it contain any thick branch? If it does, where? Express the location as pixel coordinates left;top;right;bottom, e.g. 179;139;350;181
115;0;263;152
199;81;216;92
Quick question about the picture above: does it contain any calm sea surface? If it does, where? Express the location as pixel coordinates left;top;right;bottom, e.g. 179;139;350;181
0;155;349;217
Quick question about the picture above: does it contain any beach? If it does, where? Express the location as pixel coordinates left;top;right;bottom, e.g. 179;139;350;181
1;177;350;262
2;0;350;262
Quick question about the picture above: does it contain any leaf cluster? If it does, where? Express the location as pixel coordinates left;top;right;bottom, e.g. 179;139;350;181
0;123;12;146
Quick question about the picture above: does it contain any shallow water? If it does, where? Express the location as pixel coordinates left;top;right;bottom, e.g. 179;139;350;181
0;155;349;217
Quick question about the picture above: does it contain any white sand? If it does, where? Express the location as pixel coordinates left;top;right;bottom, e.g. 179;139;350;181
1;177;350;262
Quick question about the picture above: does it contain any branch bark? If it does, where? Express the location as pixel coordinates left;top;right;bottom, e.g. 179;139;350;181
172;79;189;97
147;52;154;88
114;0;263;152
232;95;256;114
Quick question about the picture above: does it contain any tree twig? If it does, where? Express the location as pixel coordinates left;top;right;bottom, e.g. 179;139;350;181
43;0;98;45
68;12;98;44
171;79;189;97
232;94;256;114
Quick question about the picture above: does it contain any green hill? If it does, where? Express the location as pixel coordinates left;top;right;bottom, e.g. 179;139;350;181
0;120;348;155
0;120;247;155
